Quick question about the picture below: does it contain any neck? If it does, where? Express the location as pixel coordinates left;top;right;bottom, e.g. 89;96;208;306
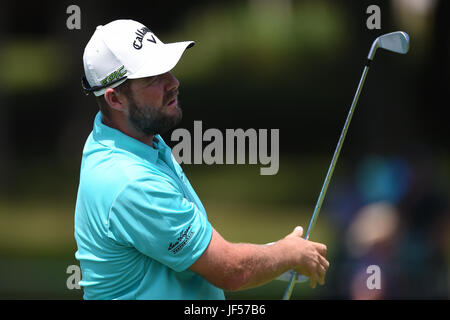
101;114;156;148
132;132;156;148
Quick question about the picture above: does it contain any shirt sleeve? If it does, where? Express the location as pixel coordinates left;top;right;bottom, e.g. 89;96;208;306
106;174;212;272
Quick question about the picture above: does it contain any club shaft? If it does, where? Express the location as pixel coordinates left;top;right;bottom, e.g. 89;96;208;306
282;64;371;300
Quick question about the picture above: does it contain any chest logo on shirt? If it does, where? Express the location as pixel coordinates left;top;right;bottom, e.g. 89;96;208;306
168;225;195;254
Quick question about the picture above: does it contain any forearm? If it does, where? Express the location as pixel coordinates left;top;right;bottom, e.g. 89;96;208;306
190;227;328;292
229;240;294;291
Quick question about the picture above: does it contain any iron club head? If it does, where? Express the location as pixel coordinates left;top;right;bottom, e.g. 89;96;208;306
368;31;410;60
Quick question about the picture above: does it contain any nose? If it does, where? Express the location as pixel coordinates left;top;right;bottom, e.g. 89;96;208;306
164;72;179;91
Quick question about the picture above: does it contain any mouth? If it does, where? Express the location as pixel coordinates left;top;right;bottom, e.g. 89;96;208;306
167;97;177;107
165;91;178;107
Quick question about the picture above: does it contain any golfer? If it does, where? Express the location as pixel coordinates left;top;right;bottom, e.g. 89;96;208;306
74;19;329;300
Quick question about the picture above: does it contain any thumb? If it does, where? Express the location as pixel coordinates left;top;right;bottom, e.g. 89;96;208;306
293;226;303;237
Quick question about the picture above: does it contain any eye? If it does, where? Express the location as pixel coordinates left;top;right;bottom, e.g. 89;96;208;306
144;76;159;86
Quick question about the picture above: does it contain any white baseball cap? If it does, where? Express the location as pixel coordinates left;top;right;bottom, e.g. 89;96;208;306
82;19;194;96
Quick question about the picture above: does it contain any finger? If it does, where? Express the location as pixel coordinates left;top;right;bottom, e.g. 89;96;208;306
310;276;317;289
318;244;327;257
318;259;328;286
293;226;303;237
317;264;326;285
319;255;330;271
309;267;319;288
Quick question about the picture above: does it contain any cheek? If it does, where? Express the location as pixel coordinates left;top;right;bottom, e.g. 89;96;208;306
138;89;164;106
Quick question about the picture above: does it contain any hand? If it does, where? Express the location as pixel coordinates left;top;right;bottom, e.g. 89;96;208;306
282;226;330;288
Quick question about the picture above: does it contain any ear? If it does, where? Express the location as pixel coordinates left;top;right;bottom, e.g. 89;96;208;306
104;88;127;112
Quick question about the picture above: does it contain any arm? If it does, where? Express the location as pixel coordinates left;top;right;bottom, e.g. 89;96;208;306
189;226;329;291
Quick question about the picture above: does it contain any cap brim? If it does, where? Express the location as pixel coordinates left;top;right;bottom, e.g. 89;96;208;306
127;41;195;79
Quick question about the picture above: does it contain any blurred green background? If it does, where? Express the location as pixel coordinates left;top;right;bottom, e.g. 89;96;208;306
0;0;448;299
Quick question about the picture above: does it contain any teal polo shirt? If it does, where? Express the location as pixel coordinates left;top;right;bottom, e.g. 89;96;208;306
74;112;224;300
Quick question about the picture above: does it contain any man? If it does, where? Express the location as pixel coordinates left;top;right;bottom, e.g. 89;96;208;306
74;19;329;300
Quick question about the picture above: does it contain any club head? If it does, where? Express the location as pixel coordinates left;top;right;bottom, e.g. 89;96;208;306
378;31;410;53
368;31;410;60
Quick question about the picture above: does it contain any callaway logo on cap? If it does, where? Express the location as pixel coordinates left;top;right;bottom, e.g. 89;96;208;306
82;19;195;96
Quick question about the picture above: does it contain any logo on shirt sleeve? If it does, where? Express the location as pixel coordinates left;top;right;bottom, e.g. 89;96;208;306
168;225;195;254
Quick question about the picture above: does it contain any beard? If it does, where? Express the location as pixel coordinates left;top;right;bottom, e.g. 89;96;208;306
127;92;182;136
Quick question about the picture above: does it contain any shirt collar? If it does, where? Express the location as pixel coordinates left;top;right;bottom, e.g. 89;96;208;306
92;112;170;163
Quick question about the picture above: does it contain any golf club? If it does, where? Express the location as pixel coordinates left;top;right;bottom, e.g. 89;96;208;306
282;31;410;300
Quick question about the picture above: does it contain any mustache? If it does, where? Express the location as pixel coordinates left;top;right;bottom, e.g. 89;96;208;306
163;89;179;105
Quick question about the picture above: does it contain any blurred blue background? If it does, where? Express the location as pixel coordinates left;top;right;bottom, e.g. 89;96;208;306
0;0;448;299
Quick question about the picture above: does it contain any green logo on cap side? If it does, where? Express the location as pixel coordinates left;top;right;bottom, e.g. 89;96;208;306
100;65;127;86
